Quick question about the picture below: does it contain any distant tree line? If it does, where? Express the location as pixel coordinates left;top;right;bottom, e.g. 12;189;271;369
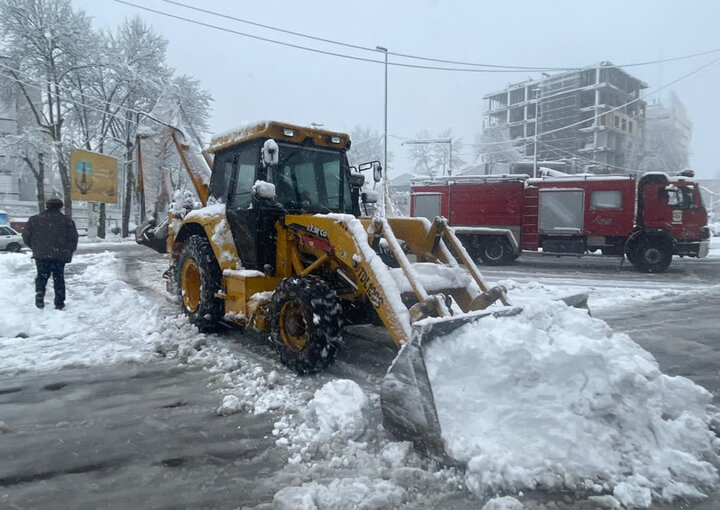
0;0;212;237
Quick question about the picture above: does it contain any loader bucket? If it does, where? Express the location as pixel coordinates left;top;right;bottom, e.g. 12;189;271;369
380;308;522;464
135;217;168;254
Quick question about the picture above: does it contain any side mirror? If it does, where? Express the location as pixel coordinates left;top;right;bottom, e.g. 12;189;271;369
362;190;378;204
358;161;383;183
373;162;383;183
252;180;276;200
262;138;279;166
348;167;365;188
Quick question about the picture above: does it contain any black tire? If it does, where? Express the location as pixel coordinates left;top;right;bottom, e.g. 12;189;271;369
270;276;343;374
628;236;672;273
478;236;513;266
176;235;223;331
6;243;21;252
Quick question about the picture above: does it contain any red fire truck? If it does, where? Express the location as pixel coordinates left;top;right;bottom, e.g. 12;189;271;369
410;171;711;272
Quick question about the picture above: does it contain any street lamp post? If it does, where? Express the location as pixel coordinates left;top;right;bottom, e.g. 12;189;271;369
376;46;388;175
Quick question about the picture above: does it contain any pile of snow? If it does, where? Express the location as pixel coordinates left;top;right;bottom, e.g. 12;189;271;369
481;496;523;510
0;252;161;373
498;278;717;315
270;379;464;509
424;300;720;508
274;478;405;510
708;235;720;259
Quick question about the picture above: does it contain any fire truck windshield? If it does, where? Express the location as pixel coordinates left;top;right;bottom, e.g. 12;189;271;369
664;184;697;210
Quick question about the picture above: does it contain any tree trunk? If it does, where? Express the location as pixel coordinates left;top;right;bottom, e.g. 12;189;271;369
58;155;72;220
98;202;106;238
35;153;46;213
122;141;134;238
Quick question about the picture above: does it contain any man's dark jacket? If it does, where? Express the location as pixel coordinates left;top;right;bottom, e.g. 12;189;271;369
22;209;79;263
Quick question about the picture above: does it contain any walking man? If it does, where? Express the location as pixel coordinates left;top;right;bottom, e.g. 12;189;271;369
22;198;79;310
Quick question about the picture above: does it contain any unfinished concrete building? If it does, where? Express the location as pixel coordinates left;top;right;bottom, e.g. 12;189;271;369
483;62;647;174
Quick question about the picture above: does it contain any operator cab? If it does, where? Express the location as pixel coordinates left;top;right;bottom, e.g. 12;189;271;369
206;122;357;271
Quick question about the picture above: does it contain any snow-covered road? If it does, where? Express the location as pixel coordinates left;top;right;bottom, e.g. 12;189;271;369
1;238;719;509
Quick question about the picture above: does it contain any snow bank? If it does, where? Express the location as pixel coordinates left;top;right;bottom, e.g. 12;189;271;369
309;379;369;440
0;252;161;373
708;236;720;259
273;477;405;510
270;379;463;509
481;496;523;510
273;379;371;460
424;300;719;507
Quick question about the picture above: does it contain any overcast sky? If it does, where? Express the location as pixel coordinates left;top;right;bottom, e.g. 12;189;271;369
74;0;720;179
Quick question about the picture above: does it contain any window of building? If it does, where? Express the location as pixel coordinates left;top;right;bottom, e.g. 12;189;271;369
621;118;627;131
590;190;623;210
614;116;619;128
509;88;524;105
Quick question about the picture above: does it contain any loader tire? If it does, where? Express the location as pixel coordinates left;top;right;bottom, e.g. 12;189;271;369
628;236;672;273
478;236;513;266
177;235;223;331
270;276;343;374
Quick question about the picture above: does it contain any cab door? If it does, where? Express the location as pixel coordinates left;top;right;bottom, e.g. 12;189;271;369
223;142;263;269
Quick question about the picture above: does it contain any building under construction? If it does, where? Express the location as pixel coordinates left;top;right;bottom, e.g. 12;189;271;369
483;62;647;173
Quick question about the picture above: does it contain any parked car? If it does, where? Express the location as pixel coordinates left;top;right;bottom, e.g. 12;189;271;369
0;225;24;252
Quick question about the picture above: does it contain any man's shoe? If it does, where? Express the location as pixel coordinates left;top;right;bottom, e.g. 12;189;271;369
54;303;65;310
35;295;44;309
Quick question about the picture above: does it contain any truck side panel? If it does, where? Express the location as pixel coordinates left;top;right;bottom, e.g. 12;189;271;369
533;178;636;238
448;182;524;228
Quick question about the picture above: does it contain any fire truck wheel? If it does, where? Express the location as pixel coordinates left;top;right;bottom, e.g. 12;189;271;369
478;236;513;266
270;276;343;374
630;236;672;273
176;235;224;331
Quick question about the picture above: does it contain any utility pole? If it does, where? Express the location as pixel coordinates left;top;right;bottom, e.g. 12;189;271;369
533;86;542;178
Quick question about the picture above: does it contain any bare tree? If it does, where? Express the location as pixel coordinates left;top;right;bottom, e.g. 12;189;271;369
475;125;524;165
0;0;98;218
406;128;464;177
0;128;48;211
347;126;393;169
630;121;690;174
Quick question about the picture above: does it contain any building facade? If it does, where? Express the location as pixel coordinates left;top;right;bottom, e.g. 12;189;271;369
483;62;647;174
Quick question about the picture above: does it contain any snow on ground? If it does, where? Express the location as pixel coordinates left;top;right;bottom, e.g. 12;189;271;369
2;248;720;509
0;251;161;373
709;236;720;259
0;250;307;415
425;300;720;508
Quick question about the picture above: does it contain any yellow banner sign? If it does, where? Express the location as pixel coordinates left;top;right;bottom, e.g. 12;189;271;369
70;149;119;204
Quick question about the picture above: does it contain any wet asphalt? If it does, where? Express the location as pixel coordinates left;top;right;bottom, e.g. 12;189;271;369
0;243;718;509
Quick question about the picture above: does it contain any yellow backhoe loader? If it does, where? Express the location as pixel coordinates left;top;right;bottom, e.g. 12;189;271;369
135;112;532;461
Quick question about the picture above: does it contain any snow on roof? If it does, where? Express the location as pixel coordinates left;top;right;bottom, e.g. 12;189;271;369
207;121;349;155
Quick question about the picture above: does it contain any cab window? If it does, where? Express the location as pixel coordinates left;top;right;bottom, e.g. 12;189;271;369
230;145;259;209
664;185;696;210
267;144;350;213
210;150;236;202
